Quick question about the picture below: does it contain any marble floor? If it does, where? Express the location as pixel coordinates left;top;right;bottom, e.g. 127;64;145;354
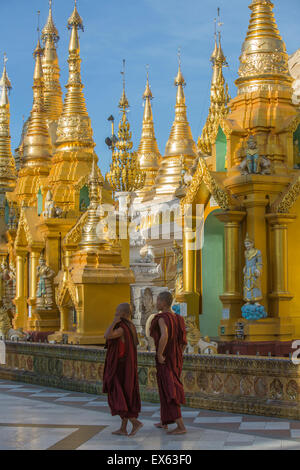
0;379;300;450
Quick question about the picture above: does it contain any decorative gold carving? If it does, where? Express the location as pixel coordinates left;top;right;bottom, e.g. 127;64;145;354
107;75;146;193
64;211;88;246
172;241;183;297
271;174;300;213
239;52;289;78
198;34;230;156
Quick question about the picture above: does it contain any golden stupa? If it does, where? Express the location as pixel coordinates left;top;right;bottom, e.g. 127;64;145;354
151;58;197;200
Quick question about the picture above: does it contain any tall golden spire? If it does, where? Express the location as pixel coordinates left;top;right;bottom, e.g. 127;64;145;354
198;13;230;156
152;52;197;199
136;67;161;200
237;0;292;94
106;61;146;193
22;36;52;171
41;0;63;125
0;54;16;195
56;1;94;148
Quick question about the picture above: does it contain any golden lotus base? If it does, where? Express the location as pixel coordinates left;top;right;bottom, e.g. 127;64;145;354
219;317;294;343
48;331;105;346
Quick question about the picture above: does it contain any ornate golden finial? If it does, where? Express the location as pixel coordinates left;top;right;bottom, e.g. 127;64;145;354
68;0;84;31
119;59;129;110
106;67;146;193
0;54;12;97
174;48;186;87
56;1;94;146
143;64;153;100
41;0;59;44
198;9;230;156
79;159;104;251
236;0;291;94
136;66;161;199
0;54;16;194
22;29;52;170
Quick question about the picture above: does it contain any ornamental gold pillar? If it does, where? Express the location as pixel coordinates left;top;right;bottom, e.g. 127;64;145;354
180;221;200;326
215;211;246;340
13;249;28;330
266;213;296;319
27;247;43;329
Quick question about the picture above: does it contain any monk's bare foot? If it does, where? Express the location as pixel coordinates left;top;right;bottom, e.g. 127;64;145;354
167;427;187;435
154;422;168;430
129;420;143;437
112;429;128;436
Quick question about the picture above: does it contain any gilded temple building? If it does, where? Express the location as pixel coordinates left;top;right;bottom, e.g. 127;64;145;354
181;0;300;353
0;2;133;344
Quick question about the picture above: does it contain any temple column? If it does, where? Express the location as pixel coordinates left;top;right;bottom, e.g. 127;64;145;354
27;247;43;329
215;211;246;340
180;221;200;326
266;213;296;323
13;249;28;329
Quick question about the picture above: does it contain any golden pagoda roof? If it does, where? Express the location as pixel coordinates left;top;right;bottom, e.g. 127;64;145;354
41;0;63;125
22;39;52;170
56;1;94;148
136;71;161;200
236;0;292;94
0;56;16;193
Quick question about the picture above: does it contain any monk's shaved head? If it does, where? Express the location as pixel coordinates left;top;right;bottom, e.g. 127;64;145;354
116;303;132;318
157;291;173;308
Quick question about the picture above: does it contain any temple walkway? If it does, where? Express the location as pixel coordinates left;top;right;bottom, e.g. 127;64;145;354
0;379;300;450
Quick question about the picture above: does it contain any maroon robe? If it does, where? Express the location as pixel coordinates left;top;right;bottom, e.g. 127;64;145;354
103;319;141;419
150;312;187;426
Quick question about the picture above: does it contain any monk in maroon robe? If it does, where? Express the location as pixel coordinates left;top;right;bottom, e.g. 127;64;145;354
150;291;187;434
103;303;142;436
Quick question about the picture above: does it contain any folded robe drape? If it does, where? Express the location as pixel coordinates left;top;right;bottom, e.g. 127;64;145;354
150;311;187;426
103;319;141;419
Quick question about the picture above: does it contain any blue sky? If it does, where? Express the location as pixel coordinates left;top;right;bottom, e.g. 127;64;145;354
0;0;299;175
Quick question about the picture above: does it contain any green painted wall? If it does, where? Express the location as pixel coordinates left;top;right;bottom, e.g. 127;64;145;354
293;125;300;168
37;189;43;216
79;185;90;212
215;127;227;172
200;210;224;338
4;200;9;224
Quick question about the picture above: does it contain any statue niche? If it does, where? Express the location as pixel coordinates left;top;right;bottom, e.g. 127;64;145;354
36;254;55;311
0;260;16;318
239;136;271;175
241;234;267;321
42;190;63;219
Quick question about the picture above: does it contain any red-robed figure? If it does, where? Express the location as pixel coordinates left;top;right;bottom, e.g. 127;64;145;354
103;303;142;436
150;291;187;434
